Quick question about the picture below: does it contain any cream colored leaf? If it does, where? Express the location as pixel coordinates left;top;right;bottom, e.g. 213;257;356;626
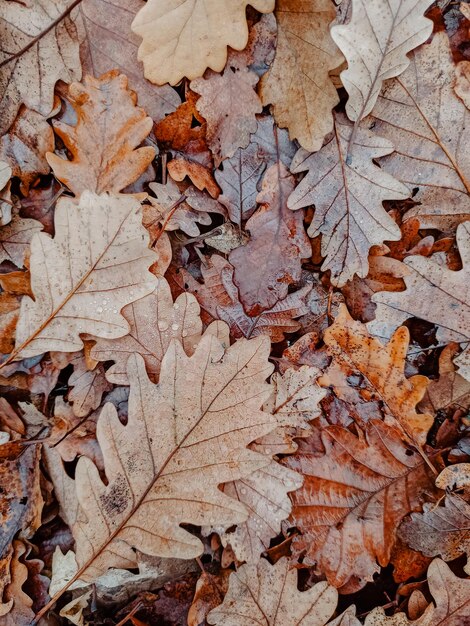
288;113;409;286
0;0;81;135
260;0;343;152
131;0;275;86
59;590;92;626
91;277;203;384
12;192;159;361
72;336;276;582
0;210;43;268
207;557;338;626
330;0;433;122
0;162;12;192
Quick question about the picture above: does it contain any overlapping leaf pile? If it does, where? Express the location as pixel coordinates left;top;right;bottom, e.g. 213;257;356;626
0;1;469;625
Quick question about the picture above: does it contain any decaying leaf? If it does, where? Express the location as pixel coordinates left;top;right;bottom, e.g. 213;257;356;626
131;0;275;85
67;354;112;418
288;113;409;286
0;210;43;268
0;541;36;626
330;0;434;122
423;559;470;625
0;0;81;135
230;162;311;315
208;557;338;625
260;0;343;152
285;419;436;592
91;277;202;384
11;192;160;361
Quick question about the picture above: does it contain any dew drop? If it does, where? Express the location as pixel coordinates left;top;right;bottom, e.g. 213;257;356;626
97;306;103;313
158;320;168;331
171;323;179;331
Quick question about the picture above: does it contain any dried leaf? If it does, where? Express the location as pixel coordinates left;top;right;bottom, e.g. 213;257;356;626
330;0;433;122
0;541;35;626
230;162;311;315
168;157;220;198
131;0;275;86
46;71;155;197
260;0;343;152
67;354;112;418
420;343;470;414
0;210;43;268
0;0;81;135
208;557;338;625
0;162;11;191
12;192;159;361
289;112;410;285
188;570;230;626
423;559;470;625
285;420;436;592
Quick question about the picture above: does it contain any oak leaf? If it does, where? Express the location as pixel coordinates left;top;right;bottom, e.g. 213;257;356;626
0;0;81;135
230;162;311;315
69;335;278;582
330;0;433;122
131;0;275;86
288;113;409;286
208;557;338;626
11;192;159;361
423;559;470;625
46;72;155;197
260;0;343;152
67;354;112;418
323;305;433;446
0;210;43;268
91;277;202;384
371;32;470;229
284;419;436;591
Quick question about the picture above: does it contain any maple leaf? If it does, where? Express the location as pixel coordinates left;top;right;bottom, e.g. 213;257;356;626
131;0;275;86
371;32;470;230
330;0;434;123
91;277;203;385
9;192;160;362
260;0;343;152
284;419;436;592
77;0;181;124
323;304;433;446
0;210;43;268
208;557;338;626
230;162;311;315
66;335;277;583
288;113;409;286
46;71;155;197
368;222;470;382
0;0;81;135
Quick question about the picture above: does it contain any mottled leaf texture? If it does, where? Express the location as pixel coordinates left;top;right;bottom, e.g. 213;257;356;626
131;0;275;86
288;113;409;286
91;277;203;384
368;222;470;381
371;32;470;229
77;0;180;124
324;305;433;445
0;211;43;268
46;71;155;197
72;336;276;582
260;0;343;152
230;162;311;315
13;192;158;360
424;559;470;625
67;354;112;418
0;0;81;135
208;557;338;626
330;0;433;122
285;420;435;592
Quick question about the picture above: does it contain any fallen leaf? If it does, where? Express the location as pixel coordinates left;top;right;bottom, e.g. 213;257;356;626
330;0;434;122
0;210;43;268
260;0;343;152
288;113;409;286
131;0;275;85
168;157;220;198
0;541;35;626
230;162;311;315
0;162;11;191
67;354;112;418
455;60;470;108
207;557;338;625
188;570;230;626
423;558;470;625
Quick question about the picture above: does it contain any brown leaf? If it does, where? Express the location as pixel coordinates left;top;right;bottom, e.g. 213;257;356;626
67;354;112;418
0;293;20;355
188;570;230;626
288;113;409;286
420;343;470;414
0;0;82;135
260;0;343;152
230;162;310;315
0;541;35;626
455;60;470;108
0;210;43;268
422;559;470;625
168;157;220;198
46;71;155;197
208;557;338;625
284;419;436;592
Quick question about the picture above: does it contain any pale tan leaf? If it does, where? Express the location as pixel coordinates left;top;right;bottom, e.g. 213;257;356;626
71;335;277;582
91;277;202;384
424;558;470;625
371;33;470;229
12;192;159;361
0;0;81;135
46;72;155;197
59;590;92;626
330;0;433;122
455;61;470;109
131;0;275;86
67;354;112;418
288;113;409;286
0;210;43;268
260;0;343;152
207;557;338;626
0;162;11;192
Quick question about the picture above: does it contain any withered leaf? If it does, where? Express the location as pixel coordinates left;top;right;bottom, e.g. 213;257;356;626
0;210;43;268
67;353;112;418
